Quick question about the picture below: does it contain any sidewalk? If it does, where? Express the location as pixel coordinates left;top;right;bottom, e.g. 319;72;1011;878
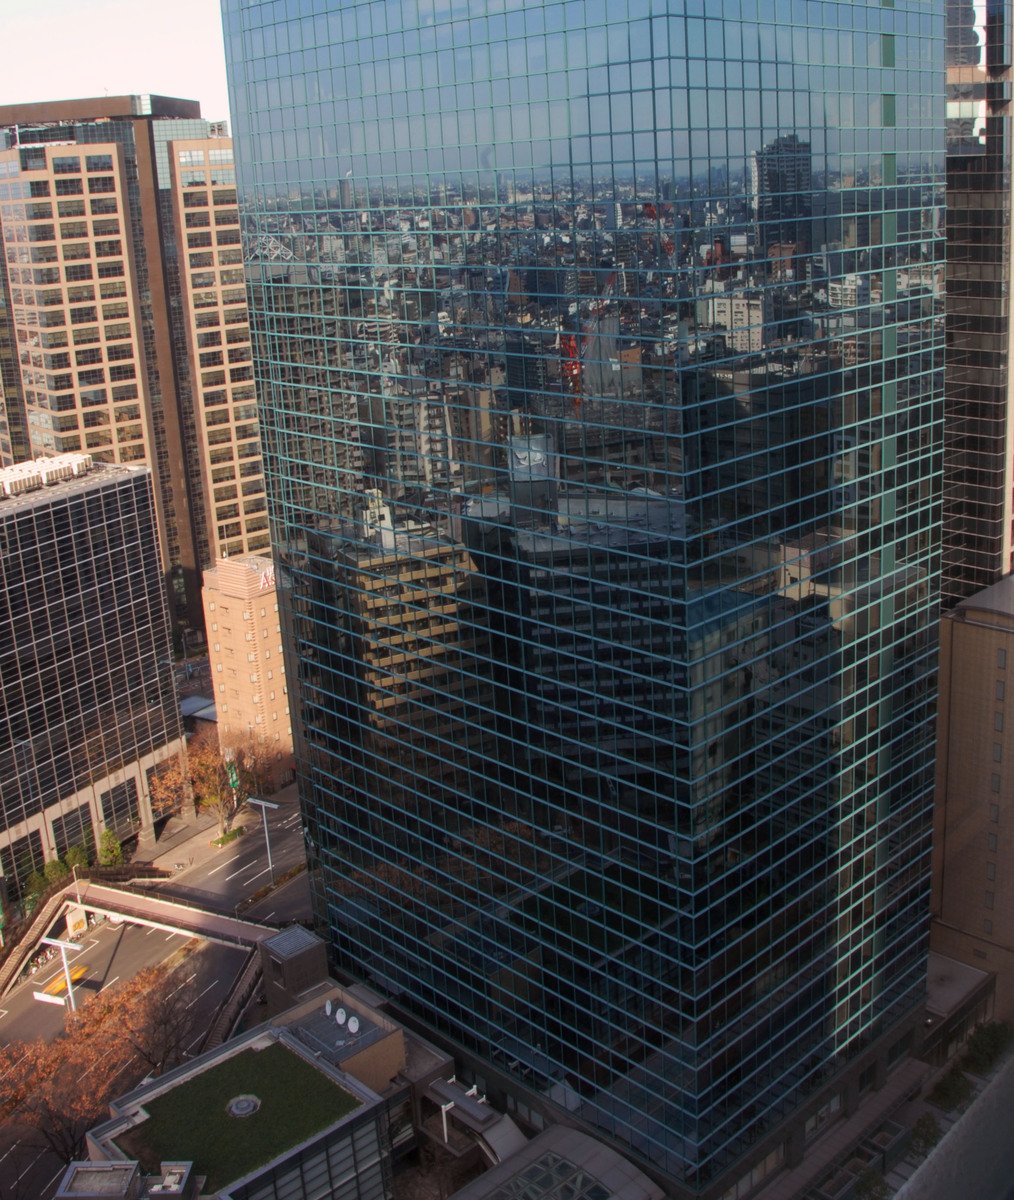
135;781;302;874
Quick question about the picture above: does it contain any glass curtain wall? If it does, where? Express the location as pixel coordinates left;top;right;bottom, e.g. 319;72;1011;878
224;0;944;1189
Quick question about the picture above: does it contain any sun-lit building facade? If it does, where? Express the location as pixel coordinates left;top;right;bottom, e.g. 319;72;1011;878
0;98;270;636
224;2;945;1194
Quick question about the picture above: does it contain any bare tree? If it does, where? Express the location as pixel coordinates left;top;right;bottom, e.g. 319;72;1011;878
118;964;198;1074
147;750;194;819
0;962;196;1163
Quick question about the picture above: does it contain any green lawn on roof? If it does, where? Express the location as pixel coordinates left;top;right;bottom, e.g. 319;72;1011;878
117;1041;359;1193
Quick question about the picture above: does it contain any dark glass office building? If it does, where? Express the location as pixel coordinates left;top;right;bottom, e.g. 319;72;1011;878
225;2;944;1193
941;0;1014;606
0;456;183;902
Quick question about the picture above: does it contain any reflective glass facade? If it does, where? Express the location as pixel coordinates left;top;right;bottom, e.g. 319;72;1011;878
0;459;183;901
224;1;944;1191
942;0;1014;606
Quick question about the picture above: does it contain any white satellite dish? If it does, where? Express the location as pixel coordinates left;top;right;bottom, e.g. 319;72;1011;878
347;1016;360;1035
335;1007;347;1026
325;1000;332;1017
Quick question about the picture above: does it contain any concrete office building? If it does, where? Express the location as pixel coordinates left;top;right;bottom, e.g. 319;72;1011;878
225;2;943;1196
0;97;268;635
0;454;183;902
202;554;293;785
167;138;269;562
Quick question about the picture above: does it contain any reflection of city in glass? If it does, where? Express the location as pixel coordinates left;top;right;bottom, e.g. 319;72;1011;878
943;0;1014;605
224;2;944;1193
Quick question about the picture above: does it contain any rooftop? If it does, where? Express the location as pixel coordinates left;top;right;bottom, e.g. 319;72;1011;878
55;1161;141;1197
954;571;1014;620
263;924;321;959
0;95;201;125
924;950;992;1021
447;1126;664;1200
203;554;278;599
112;1038;361;1193
0;455;148;515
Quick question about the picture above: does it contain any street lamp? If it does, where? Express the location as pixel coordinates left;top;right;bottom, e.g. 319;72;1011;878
38;936;83;1012
247;797;280;885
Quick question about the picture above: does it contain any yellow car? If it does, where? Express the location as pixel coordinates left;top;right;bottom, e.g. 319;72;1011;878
42;964;86;995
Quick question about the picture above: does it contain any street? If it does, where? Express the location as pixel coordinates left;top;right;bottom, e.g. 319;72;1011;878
0;921;250;1199
0;785;310;1199
0;920;248;1049
143;791;308;914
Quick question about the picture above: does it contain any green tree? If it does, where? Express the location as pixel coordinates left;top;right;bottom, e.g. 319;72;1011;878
911;1112;941;1156
43;858;69;886
962;1021;1013;1074
97;829;124;867
928;1065;972;1112
24;871;48;913
853;1168;889;1200
64;844;89;871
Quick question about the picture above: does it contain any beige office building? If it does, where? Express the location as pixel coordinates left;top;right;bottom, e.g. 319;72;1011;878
202;555;293;786
167;138;269;561
0;98;268;637
933;575;1014;1020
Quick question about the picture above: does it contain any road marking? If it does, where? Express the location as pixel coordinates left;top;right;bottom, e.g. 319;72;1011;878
0;1008;7;1020
187;980;219;1009
101;976;120;991
145;926;158;936
225;861;256;881
168;972;198;998
16;1148;47;1182
0;1137;22;1165
164;932;178;941
244;866;271;885
205;861;230;876
261;911;276;921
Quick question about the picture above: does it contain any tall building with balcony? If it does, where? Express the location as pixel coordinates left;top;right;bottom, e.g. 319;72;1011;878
0;454;184;903
0;97;268;634
225;3;944;1195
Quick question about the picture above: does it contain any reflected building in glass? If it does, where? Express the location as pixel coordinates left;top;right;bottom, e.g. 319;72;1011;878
224;2;944;1194
942;0;1014;605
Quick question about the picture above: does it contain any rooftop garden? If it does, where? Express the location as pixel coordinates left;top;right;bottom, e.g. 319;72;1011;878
116;1040;359;1193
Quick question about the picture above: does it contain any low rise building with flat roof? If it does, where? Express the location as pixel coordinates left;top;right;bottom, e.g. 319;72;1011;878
88;1024;390;1200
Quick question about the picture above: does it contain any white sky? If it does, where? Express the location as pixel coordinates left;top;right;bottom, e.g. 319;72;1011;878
0;0;231;124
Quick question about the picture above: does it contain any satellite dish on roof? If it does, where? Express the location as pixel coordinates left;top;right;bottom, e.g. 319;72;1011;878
335;1007;347;1026
348;1016;360;1035
325;1000;333;1017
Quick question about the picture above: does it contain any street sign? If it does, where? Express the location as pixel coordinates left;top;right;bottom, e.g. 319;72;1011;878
226;761;240;790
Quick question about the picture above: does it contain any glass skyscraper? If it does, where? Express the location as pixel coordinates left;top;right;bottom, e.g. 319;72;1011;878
224;2;944;1193
942;0;1014;606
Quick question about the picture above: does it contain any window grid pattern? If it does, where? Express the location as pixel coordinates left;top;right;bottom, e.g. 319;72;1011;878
224;0;944;1189
941;0;1014;606
0;466;184;897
